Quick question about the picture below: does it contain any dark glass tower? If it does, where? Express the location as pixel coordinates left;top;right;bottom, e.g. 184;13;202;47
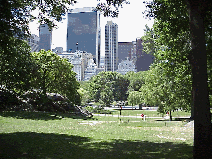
39;24;52;51
67;7;101;67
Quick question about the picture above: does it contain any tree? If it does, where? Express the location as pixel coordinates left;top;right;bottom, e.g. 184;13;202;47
99;82;114;107
140;18;193;118
125;71;146;92
187;1;212;157
0;0;77;107
88;71;129;106
31;50;79;104
103;0;211;155
0;38;33;92
142;0;212;157
140;63;191;120
127;91;142;108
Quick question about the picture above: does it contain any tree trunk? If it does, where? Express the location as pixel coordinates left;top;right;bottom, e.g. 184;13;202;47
187;0;212;158
169;110;172;121
191;89;194;119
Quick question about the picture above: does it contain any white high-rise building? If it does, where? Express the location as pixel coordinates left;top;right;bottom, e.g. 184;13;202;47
84;58;97;81
105;21;118;72
28;34;39;52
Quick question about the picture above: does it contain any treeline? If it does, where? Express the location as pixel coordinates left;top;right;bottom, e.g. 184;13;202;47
80;67;191;117
0;42;79;112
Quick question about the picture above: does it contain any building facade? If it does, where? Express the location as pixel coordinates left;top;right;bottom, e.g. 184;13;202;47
130;41;137;66
28;34;40;52
59;50;95;81
67;7;101;67
52;47;63;54
69;51;83;81
105;21;118;72
58;52;75;61
39;24;52;51
81;52;94;80
118;42;132;64
135;38;153;71
84;58;97;81
116;57;137;75
118;39;153;72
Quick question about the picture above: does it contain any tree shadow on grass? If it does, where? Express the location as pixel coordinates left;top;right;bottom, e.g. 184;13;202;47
0;111;94;121
0;132;193;159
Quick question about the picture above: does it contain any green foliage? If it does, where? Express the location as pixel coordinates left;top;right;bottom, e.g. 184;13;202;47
127;91;142;106
30;50;79;104
88;71;129;106
0;38;33;94
84;106;111;114
140;18;192;115
125;71;146;91
140;64;191;115
0;0;78;110
0;90;23;111
77;87;89;106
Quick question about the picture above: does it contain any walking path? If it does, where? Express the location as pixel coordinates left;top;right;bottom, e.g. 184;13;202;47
92;113;191;119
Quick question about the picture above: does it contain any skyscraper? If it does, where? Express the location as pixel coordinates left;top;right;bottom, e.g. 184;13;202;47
39;24;52;51
118;42;133;64
136;38;153;71
28;34;40;52
105;21;118;72
67;7;101;67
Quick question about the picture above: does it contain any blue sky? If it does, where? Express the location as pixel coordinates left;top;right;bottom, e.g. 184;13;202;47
29;0;153;54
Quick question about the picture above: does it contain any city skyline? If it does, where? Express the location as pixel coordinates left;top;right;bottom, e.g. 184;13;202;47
29;0;153;56
66;7;101;67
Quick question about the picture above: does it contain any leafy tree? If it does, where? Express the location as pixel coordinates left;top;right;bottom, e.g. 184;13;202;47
0;0;77;108
142;0;212;156
88;71;129;106
125;71;146;92
0;38;33;93
113;73;130;101
127;91;142;108
99;82;114;107
140;63;191;120
141;18;193;114
77;87;90;106
31;50;79;104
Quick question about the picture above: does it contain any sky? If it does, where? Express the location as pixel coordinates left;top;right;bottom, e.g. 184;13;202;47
29;0;154;54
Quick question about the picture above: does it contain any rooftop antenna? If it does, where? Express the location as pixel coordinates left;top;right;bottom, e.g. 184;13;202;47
76;42;78;51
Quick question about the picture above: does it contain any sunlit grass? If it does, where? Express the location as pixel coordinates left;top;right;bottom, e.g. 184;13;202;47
0;111;193;158
105;109;191;117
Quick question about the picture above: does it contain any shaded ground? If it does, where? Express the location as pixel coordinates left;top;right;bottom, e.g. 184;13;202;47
0;111;93;121
0;132;193;159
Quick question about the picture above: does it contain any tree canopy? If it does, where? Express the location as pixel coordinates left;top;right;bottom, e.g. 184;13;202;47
31;50;79;104
88;71;129;106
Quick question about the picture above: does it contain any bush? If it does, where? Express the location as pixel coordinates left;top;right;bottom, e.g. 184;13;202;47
0;90;23;111
84;106;111;114
20;91;74;112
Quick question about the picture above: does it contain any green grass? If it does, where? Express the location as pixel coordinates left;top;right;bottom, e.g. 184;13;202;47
0;111;193;159
107;109;191;117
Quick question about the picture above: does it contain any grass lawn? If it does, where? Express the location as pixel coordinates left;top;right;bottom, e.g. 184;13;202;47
107;109;191;118
0;111;193;159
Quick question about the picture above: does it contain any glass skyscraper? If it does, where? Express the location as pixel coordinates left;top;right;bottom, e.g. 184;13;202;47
67;7;101;67
39;24;52;51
